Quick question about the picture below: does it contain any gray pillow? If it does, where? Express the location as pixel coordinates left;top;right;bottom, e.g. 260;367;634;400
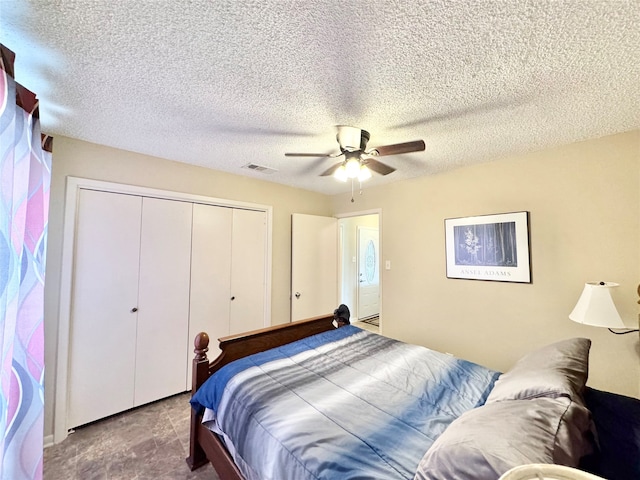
414;397;593;480
486;338;591;404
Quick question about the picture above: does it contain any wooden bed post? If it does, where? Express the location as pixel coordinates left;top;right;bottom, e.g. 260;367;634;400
186;332;211;471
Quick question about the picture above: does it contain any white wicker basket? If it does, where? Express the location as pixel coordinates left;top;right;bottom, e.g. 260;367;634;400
499;464;605;480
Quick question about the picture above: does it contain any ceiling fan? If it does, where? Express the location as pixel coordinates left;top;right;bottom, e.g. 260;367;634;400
285;126;425;182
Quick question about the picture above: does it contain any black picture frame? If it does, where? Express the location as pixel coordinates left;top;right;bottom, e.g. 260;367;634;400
445;211;531;283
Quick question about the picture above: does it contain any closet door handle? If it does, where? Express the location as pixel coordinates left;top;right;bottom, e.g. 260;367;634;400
130;307;138;313
230;296;236;301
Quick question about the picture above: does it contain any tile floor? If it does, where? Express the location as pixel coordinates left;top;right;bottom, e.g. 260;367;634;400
44;392;218;480
353;319;379;334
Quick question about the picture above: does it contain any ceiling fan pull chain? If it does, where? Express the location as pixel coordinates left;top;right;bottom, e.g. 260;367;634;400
351;179;355;203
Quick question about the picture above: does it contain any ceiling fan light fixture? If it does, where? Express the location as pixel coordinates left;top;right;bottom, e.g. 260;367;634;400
345;158;361;178
286;126;424;186
358;165;372;182
333;165;348;182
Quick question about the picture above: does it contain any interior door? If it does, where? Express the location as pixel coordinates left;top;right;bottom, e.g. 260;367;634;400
291;213;338;321
68;190;141;428
357;226;380;320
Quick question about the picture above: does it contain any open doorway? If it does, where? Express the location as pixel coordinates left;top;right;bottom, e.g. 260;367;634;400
337;213;380;333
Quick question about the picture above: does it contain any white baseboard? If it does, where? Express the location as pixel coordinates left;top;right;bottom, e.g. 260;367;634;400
43;434;54;449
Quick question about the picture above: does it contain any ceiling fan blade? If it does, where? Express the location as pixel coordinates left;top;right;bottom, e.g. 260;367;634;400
320;162;344;176
363;158;396;176
371;140;425;156
285;152;333;157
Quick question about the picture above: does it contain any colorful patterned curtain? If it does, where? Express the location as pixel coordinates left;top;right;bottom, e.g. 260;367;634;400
0;44;52;480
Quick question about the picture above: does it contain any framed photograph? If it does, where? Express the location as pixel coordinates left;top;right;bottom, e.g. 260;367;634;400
445;211;531;283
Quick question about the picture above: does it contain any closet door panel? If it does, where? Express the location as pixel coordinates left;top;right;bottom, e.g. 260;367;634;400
230;208;267;334
68;190;141;428
187;204;233;387
134;198;193;406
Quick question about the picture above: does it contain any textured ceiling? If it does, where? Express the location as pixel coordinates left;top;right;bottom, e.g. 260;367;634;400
2;1;639;195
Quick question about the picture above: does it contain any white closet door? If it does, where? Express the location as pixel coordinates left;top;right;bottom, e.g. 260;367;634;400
230;208;267;334
187;204;233;389
68;190;141;428
134;198;193;406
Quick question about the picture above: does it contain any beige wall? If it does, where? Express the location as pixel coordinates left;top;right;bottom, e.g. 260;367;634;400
44;136;332;439
332;130;640;399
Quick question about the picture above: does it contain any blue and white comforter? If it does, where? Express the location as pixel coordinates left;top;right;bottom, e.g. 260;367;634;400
191;326;499;480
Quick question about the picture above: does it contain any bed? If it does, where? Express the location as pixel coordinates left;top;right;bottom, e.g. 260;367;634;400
186;314;640;480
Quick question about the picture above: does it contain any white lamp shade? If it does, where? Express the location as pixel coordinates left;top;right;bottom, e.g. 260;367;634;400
345;158;361;178
357;165;372;182
569;282;626;328
333;165;348;182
